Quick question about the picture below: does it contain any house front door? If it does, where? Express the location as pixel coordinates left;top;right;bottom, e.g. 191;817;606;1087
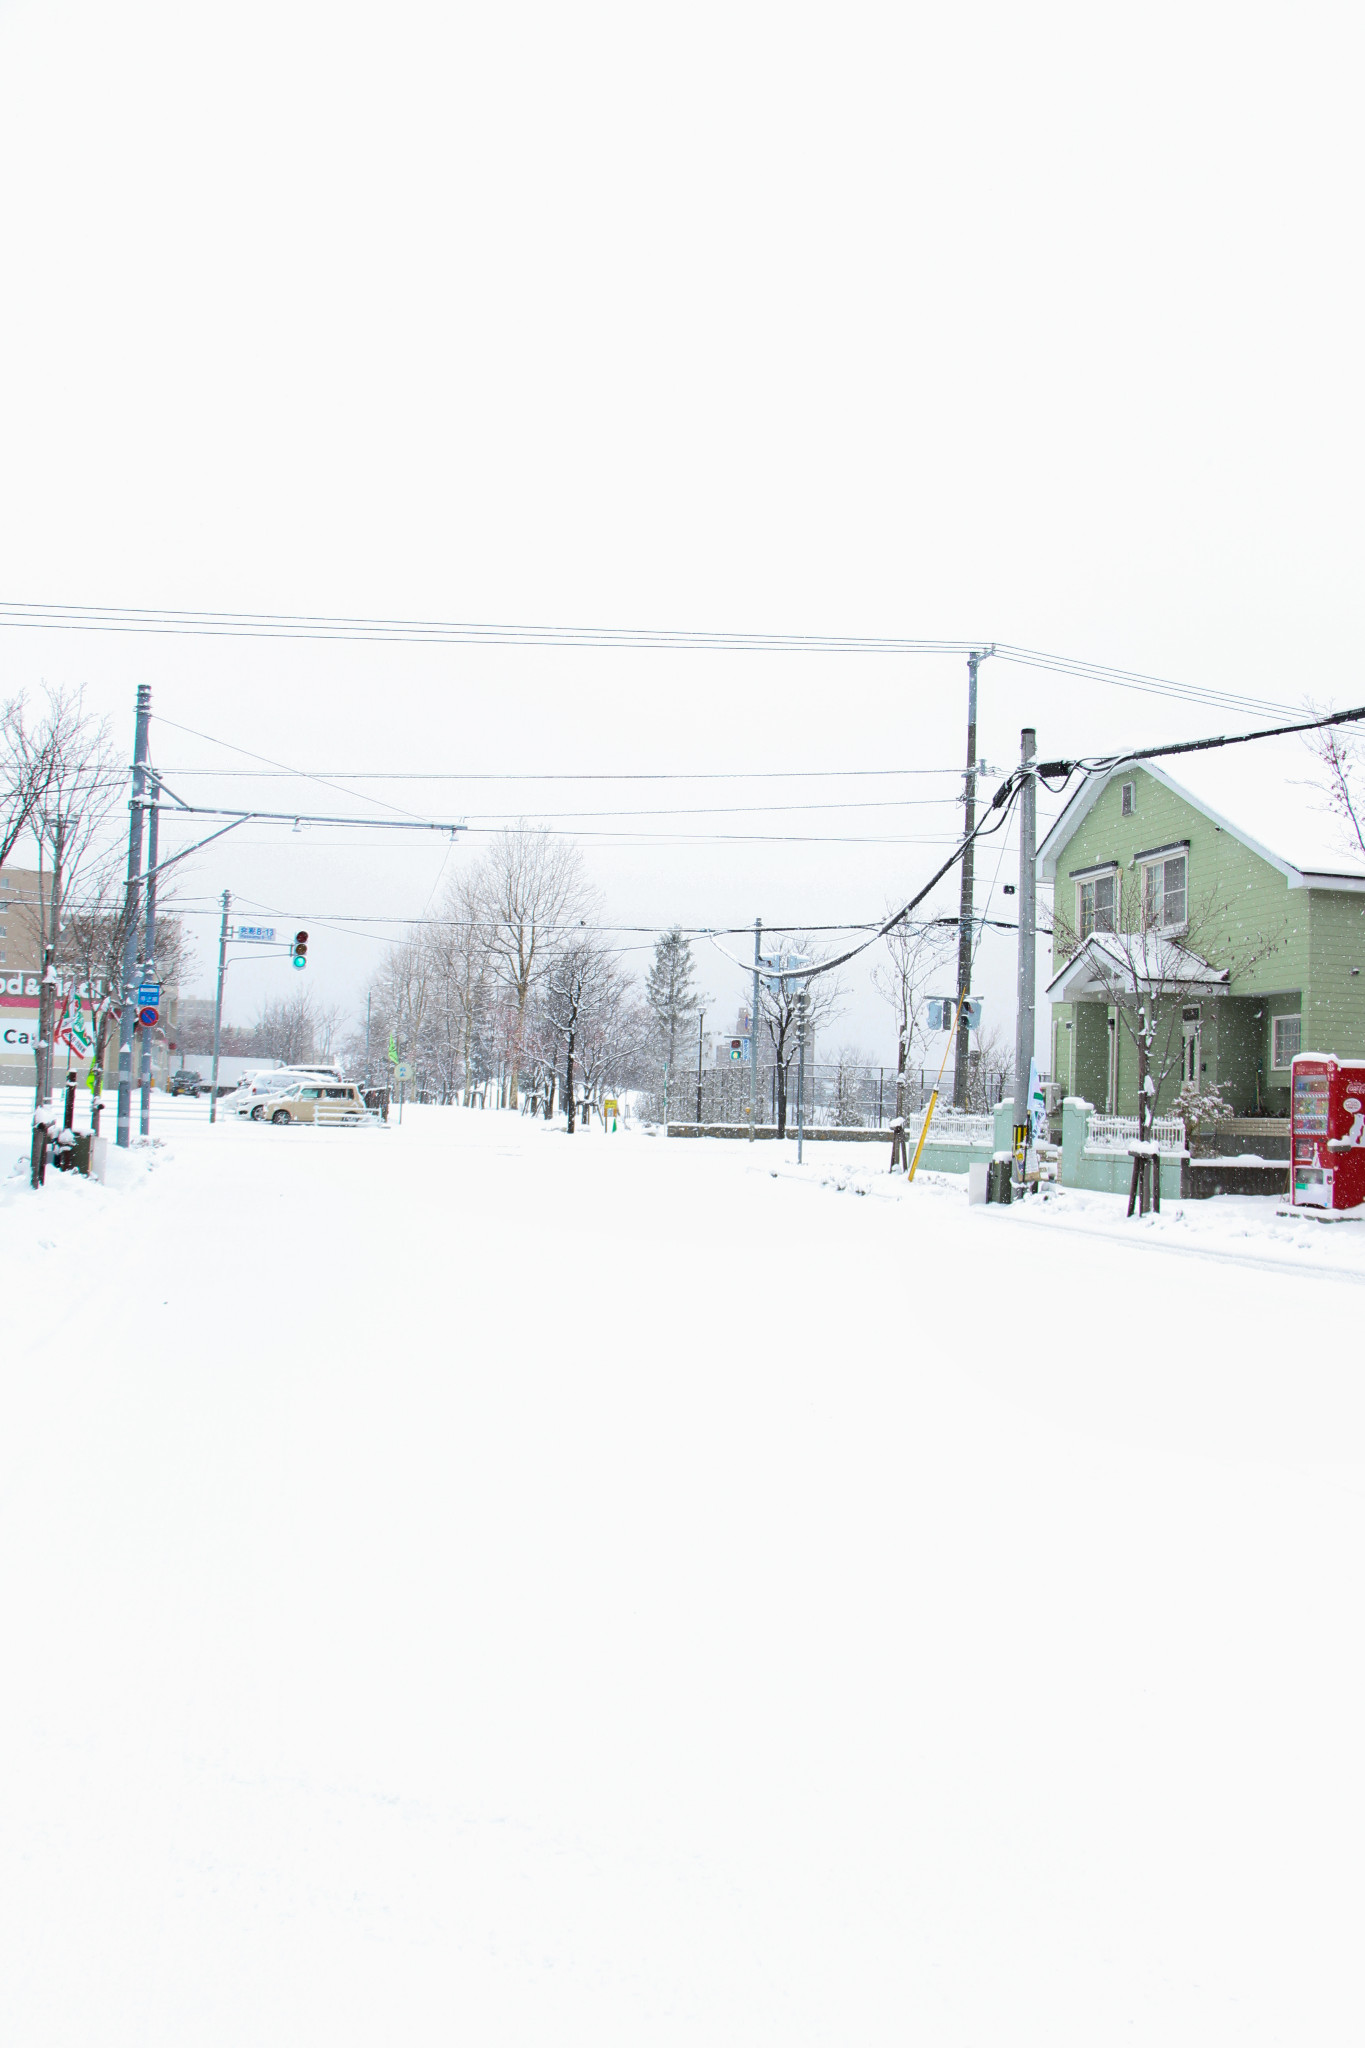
1182;1007;1201;1089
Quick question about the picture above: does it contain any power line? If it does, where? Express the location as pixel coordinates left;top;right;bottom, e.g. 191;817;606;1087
154;764;970;781
0;598;1301;718
153;713;433;823
1039;701;1365;782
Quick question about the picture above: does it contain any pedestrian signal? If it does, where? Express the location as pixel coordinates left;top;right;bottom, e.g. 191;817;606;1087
291;930;309;970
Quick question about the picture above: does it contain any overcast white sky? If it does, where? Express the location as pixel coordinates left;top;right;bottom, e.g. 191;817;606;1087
1;0;1360;1064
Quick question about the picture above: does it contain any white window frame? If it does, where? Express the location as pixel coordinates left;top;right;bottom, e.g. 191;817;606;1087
1271;1013;1301;1071
1141;850;1188;933
1076;867;1117;940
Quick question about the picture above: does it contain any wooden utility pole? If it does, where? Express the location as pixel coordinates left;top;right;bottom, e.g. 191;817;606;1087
953;647;994;1108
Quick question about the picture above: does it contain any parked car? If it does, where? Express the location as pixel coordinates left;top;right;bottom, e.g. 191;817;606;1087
230;1066;345;1119
258;1082;373;1127
168;1070;204;1097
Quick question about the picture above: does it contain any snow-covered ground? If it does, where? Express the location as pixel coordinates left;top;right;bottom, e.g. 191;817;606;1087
2;1097;1363;2045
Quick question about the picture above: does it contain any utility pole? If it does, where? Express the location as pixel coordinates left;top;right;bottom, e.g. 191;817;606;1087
115;685;152;1150
139;774;159;1136
1013;726;1038;1170
696;1008;705;1125
750;918;761;1141
953;647;994;1108
209;889;230;1124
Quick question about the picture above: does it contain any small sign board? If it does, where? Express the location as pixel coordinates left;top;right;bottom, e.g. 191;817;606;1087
137;982;161;1007
392;1060;413;1082
234;925;275;943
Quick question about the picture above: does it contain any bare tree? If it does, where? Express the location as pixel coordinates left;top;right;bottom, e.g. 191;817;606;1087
576;960;648;1124
965;1021;1011;1113
0;695;48;872
830;1045;868;1127
873;916;955;1165
254;990;317;1065
544;936;598;1134
313;1000;347;1059
757;939;845;1138
430;871;495;1106
1306;717;1365;861
475;826;591;1109
374;930;430;1084
22;689;124;1102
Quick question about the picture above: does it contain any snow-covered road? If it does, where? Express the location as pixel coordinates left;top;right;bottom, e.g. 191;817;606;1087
2;1101;1363;2044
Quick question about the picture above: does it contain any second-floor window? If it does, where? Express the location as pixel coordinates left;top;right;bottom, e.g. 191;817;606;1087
1143;852;1187;930
1078;871;1116;938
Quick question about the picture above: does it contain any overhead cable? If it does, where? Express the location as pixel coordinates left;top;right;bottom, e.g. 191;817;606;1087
0;599;1301;717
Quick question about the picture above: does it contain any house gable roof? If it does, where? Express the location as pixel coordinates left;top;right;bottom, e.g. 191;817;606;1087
1037;740;1365;895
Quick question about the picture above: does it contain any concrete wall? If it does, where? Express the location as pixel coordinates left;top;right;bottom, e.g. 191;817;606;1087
1060;1096;1184;1199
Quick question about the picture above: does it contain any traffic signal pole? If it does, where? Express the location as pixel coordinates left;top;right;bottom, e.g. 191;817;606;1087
115;685;152;1150
209;889;230;1124
1013;726;1038;1169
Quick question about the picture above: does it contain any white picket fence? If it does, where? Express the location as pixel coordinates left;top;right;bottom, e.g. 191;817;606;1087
313;1102;374;1128
921;1110;996;1147
1085;1112;1186;1155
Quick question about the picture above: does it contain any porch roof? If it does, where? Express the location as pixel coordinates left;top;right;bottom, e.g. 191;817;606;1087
1047;930;1231;1002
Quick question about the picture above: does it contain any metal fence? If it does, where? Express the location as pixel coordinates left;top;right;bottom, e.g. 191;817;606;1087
1085;1112;1186;1155
651;1062;1011;1129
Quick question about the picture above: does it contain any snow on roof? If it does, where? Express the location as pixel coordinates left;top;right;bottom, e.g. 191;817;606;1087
1039;729;1365;887
1046;930;1229;1000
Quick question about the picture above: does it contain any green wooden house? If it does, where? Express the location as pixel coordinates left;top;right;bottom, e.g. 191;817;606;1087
1037;739;1365;1118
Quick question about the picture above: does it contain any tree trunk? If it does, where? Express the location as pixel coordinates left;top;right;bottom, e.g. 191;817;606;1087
776;1061;788;1138
890;1024;908;1169
565;1031;576;1133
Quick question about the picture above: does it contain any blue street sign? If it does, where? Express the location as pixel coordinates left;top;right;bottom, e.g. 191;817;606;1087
137;983;161;1007
235;925;275;943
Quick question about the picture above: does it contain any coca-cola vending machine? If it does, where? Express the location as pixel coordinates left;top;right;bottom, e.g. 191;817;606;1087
1290;1053;1365;1211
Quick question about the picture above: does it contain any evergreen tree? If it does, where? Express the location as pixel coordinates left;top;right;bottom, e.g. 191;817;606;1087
645;925;698;1071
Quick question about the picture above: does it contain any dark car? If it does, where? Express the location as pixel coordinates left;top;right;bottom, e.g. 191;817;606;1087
168;1070;204;1097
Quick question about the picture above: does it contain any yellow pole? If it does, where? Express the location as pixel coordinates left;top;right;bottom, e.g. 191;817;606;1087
907;992;968;1184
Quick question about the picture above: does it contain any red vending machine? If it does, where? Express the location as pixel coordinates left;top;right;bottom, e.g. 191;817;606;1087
1290;1053;1365;1212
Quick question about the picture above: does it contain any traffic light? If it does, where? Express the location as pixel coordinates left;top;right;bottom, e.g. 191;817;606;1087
291;930;308;970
